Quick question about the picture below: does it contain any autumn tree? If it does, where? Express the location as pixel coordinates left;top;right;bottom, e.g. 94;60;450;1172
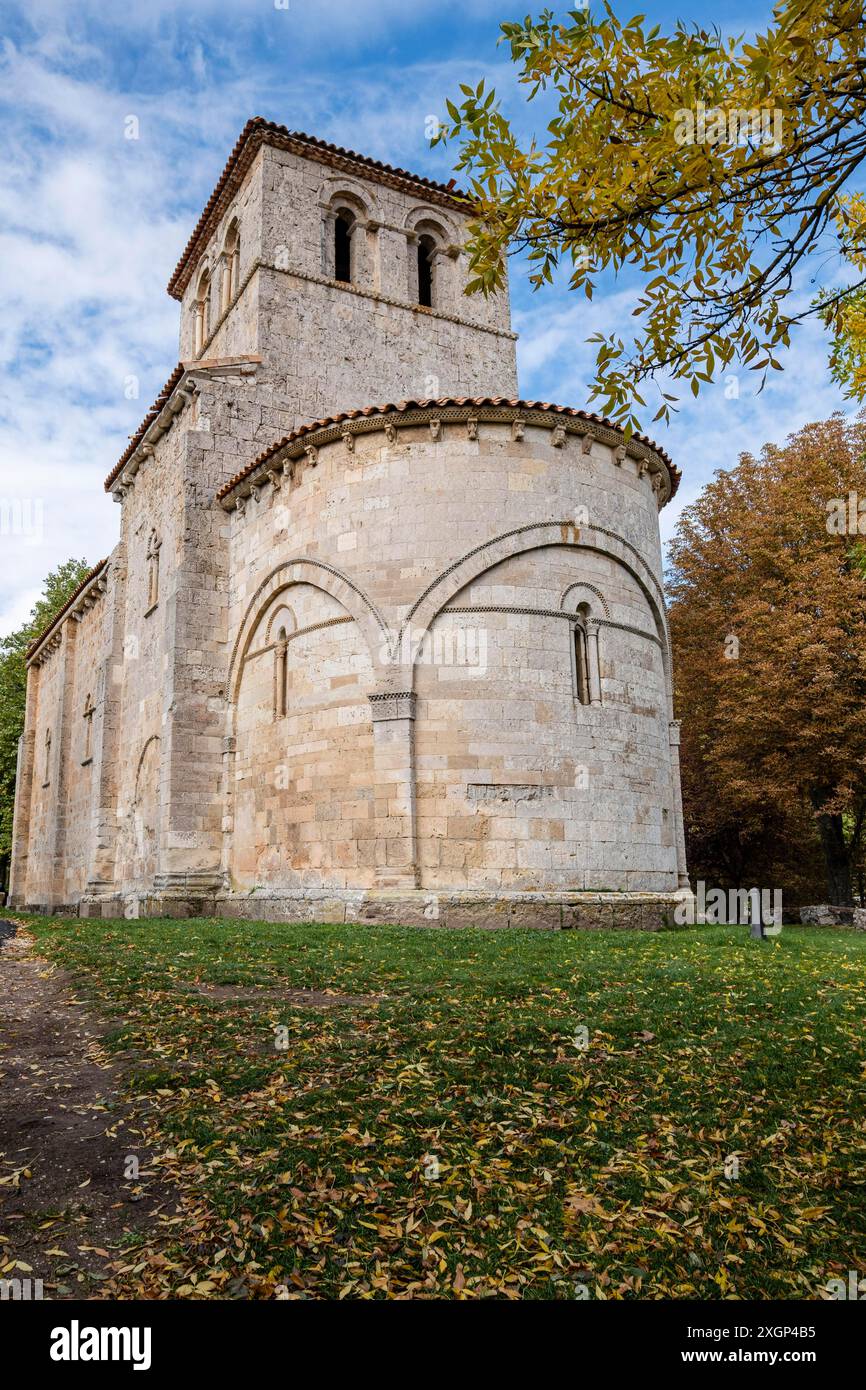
0;558;90;892
667;414;866;906
439;0;866;431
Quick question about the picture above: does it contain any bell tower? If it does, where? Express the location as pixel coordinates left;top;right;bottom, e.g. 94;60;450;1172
169;119;519;432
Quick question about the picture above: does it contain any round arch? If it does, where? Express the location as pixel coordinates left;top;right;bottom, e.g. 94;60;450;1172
226;557;389;712
400;521;673;714
403;205;459;244
560;580;611;620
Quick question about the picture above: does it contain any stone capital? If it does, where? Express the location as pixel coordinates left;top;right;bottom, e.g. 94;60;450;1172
368;691;416;722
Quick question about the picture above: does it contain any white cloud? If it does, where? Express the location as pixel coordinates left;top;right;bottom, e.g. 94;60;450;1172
0;0;852;636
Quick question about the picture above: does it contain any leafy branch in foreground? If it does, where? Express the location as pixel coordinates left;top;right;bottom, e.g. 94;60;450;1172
438;1;866;432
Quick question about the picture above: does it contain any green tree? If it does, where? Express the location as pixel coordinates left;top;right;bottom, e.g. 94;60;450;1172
439;0;866;431
0;558;91;892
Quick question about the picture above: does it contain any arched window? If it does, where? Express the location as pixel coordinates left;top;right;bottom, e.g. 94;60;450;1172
83;693;95;763
275;627;288;717
572;601;602;707
417;235;435;307
334;212;353;283
221;221;240;312
193;268;211;354
574;620;591;706
146;530;161;611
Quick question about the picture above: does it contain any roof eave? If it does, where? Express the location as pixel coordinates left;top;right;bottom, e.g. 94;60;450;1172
166;118;474;302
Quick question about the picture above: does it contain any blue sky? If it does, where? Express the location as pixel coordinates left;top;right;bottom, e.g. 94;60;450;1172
0;0;851;634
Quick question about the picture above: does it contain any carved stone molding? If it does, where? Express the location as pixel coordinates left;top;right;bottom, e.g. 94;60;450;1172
368;691;416;722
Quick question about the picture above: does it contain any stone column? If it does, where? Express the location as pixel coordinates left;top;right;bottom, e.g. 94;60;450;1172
368;688;419;890
348;218;367;288
220;734;236;888
587;619;603;706
668;719;690;887
321;210;336;279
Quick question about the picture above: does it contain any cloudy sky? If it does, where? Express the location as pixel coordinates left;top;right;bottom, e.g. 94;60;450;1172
0;0;851;635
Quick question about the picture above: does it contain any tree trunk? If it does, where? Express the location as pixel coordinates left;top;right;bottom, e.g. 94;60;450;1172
814;811;853;906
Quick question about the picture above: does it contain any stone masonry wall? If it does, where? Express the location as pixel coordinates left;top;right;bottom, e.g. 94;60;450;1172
221;408;683;899
178;144;518;434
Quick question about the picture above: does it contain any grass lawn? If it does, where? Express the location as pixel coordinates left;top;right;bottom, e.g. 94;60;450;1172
20;917;866;1299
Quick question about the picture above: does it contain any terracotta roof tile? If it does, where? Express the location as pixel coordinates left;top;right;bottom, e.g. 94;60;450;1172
25;559;109;660
217;397;679;502
167;118;472;301
104;363;185;491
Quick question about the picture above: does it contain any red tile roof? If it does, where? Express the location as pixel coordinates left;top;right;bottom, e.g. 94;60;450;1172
216;397;679;502
167;118;473;301
104;363;185;491
25;559;109;660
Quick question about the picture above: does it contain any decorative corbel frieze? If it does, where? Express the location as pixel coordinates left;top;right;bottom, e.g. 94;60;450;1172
342;430;355;453
384;420;398;444
466;417;478;441
511;417;525;442
429;418;442;442
304;444;318;466
577;428;593;454
266;467;282;490
614;444;628;466
551;422;567;448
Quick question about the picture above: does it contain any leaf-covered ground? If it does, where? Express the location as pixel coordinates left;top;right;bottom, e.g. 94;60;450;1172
15;918;866;1299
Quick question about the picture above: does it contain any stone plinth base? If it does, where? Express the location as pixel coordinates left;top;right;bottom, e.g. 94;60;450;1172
76;887;696;930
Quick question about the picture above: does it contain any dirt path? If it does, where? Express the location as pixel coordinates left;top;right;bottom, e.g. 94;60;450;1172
0;923;171;1298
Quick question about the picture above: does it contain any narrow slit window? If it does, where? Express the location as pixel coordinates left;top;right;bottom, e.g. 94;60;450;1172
193;269;210;354
226;223;240;305
417;236;434;307
574;624;591;706
146;531;161;610
83;693;95;762
275;628;288;718
334;214;353;283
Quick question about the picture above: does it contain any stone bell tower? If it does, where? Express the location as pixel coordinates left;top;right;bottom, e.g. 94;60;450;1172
168;119;519;433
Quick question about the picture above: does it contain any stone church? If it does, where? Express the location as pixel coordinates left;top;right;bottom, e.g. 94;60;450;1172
10;118;690;928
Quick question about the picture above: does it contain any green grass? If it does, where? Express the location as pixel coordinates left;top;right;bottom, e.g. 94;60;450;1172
20;916;866;1299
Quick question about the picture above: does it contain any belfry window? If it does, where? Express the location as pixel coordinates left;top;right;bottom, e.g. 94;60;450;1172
275;627;288;718
417;235;434;308
193;268;211;354
221;221;241;312
334;213;353;283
